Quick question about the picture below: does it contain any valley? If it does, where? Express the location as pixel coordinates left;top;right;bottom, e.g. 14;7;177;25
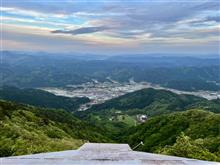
1;50;220;162
41;79;220;111
1;84;220;161
1;90;220;161
2;0;220;163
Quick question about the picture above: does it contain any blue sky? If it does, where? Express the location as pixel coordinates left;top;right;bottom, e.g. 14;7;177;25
1;0;220;55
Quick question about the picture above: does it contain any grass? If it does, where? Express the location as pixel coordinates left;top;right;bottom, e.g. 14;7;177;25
117;115;136;126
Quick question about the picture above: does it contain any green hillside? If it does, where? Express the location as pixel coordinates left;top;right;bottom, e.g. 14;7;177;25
0;86;90;112
86;88;220;114
0;100;111;157
1;87;220;162
76;88;220;134
119;110;220;161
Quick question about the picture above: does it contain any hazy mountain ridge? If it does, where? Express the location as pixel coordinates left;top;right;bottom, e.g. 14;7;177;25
1;51;220;91
1;52;220;161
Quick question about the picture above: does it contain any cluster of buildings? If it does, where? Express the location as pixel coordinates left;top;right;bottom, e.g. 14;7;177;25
41;78;220;112
42;79;150;111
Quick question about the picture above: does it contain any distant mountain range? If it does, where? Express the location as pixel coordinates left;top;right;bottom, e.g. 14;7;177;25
1;51;220;161
1;51;220;91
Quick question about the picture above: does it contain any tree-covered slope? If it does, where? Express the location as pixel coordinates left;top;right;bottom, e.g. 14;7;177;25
0;100;111;157
76;88;220;132
1;87;219;162
75;88;220;142
0;86;90;112
86;88;220;115
119;110;220;161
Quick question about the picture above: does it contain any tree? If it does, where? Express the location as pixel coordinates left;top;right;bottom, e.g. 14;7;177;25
159;133;219;161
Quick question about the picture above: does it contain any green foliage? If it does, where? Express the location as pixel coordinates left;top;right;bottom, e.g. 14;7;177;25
76;88;220;138
0;86;90;112
0;100;112;157
117;115;136;127
83;88;220;115
0;87;220;162
159;133;220;161
119;110;220;161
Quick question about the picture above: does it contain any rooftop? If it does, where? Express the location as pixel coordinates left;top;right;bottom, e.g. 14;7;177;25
1;143;219;165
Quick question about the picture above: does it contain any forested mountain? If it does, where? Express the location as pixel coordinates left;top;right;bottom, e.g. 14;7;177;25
76;88;220;132
0;86;89;112
1;51;220;91
1;99;220;161
86;88;220;113
1;89;220;161
2;0;219;164
0;100;111;157
119;110;220;161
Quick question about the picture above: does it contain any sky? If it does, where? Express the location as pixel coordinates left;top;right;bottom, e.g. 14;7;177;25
1;0;220;55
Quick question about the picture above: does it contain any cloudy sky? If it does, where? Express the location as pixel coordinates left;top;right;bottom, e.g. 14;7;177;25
1;0;220;55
